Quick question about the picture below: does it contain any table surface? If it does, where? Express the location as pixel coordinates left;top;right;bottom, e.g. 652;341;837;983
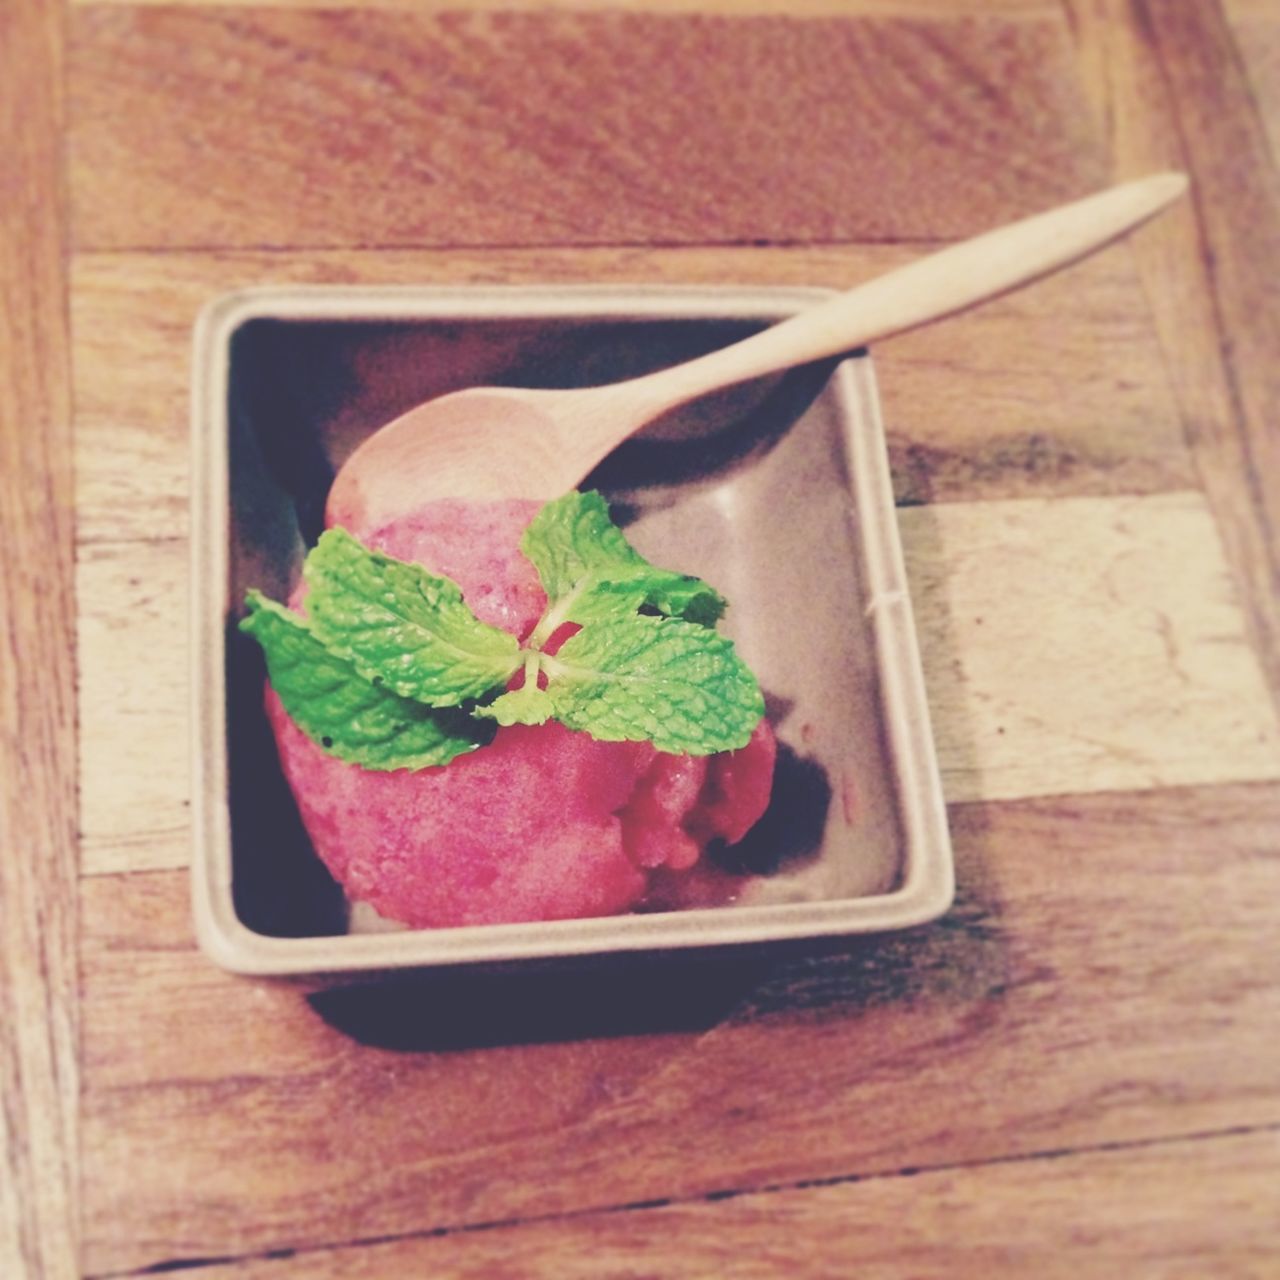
4;0;1279;1276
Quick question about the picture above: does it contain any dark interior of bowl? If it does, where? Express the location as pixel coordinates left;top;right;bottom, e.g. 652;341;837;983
224;309;902;939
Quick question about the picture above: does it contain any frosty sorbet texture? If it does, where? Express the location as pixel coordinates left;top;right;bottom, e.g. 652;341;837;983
264;500;776;927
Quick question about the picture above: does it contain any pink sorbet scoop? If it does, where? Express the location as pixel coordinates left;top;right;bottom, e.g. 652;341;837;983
264;498;776;928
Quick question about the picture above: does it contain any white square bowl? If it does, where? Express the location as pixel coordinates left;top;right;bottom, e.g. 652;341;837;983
191;285;953;975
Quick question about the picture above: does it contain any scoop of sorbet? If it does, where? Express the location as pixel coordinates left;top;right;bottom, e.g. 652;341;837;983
265;499;776;927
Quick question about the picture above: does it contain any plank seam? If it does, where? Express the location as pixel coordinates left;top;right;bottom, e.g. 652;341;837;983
83;1118;1280;1279
70;235;971;257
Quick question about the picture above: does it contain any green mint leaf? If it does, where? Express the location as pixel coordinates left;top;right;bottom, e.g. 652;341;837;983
544;614;764;755
304;528;521;707
239;591;492;769
474;682;556;727
522;490;726;636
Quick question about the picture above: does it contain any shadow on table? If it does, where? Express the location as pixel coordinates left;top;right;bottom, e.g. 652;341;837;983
307;951;777;1052
306;833;1009;1054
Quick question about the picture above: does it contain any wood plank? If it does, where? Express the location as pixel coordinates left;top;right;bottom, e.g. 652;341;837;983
193;1128;1280;1279
903;491;1280;802
72;0;1058;14
76;539;188;876
79;783;1280;1273
70;242;1192;546
67;8;1104;251
1064;0;1280;711
0;0;81;1276
78;490;1279;876
1226;7;1280;165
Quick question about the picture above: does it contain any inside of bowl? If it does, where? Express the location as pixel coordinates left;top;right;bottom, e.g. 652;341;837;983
224;310;903;939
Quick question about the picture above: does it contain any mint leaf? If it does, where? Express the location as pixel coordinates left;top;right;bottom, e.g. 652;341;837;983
240;591;491;769
304;528;521;706
522;491;726;639
543;614;764;755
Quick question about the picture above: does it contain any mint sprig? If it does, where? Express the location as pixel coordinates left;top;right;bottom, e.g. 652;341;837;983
240;591;491;769
242;492;764;768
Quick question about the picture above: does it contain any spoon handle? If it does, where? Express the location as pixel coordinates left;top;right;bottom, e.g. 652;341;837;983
619;172;1188;416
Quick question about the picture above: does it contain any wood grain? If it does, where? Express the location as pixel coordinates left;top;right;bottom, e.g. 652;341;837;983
1225;0;1280;161
71;0;1059;13
78;490;1278;877
192;1128;1280;1279
79;783;1280;1272
76;539;188;877
0;0;80;1276
1065;0;1280;712
903;491;1280;802
67;8;1105;251
1228;13;1280;165
70;241;1191;546
47;4;1280;1274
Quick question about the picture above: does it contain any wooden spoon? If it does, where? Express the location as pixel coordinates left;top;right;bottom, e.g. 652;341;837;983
326;172;1187;530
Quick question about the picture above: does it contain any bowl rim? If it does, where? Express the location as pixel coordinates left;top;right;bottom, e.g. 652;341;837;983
191;284;954;976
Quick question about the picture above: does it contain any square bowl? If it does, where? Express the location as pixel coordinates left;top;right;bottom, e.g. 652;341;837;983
192;285;953;976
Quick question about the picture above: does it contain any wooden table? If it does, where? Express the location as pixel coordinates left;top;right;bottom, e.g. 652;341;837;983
4;1;1279;1275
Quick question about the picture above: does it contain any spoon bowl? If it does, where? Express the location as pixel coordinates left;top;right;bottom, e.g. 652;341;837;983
326;388;571;530
327;173;1188;530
